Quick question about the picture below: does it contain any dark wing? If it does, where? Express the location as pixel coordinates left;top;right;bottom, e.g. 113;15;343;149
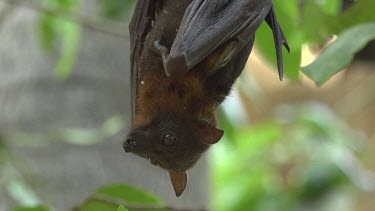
129;0;156;123
162;0;273;76
265;5;290;80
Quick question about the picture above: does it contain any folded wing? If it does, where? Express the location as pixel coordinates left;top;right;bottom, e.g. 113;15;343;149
163;0;289;80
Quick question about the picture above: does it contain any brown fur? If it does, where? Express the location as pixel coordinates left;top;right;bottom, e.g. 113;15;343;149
125;0;252;196
125;0;289;197
133;0;218;129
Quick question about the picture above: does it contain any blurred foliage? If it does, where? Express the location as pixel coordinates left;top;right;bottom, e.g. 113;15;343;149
76;184;164;211
212;102;374;211
256;0;375;83
12;206;49;211
96;0;135;19
14;183;169;211
2;0;374;210
37;0;81;79
1;114;125;210
0;135;43;209
34;0;374;82
36;0;135;79
117;205;129;211
5;115;125;146
302;23;375;85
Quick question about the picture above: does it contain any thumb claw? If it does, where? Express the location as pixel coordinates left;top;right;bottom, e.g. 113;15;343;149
164;53;188;77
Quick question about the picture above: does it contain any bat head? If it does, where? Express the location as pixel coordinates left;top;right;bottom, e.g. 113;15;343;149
123;112;223;196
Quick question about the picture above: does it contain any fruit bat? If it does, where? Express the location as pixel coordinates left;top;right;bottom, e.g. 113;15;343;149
123;0;290;197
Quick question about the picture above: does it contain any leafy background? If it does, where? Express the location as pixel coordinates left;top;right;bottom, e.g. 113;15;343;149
0;0;374;210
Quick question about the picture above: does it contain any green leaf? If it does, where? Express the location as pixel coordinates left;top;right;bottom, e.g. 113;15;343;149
97;0;135;19
336;0;375;33
78;199;119;211
101;115;125;136
53;20;81;79
36;0;81;80
233;122;282;156
95;184;162;205
63;128;101;145
37;15;57;52
117;205;129;211
302;1;339;44
318;0;342;15
298;162;348;200
302;22;375;85
12;206;49;211
7;179;40;207
77;184;164;211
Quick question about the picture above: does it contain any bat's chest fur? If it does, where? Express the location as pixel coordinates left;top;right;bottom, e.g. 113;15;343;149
134;66;218;128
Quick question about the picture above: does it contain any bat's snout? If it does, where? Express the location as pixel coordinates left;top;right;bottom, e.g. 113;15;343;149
123;137;136;152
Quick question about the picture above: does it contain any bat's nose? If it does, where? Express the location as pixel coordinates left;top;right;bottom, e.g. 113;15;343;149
123;137;136;152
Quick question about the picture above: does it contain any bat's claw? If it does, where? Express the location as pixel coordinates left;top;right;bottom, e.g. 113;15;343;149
154;40;169;57
164;53;188;77
154;40;188;78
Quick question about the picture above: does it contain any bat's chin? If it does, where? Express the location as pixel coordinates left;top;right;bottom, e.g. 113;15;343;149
132;152;164;167
131;151;150;159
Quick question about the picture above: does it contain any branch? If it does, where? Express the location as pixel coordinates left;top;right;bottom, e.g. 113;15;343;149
0;0;129;39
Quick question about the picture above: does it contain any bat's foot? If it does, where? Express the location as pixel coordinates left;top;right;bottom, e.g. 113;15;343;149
154;40;188;78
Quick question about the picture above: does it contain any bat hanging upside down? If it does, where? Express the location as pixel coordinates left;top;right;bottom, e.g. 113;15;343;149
123;0;290;197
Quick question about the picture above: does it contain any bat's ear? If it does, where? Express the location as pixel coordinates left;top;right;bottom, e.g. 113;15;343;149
169;170;187;197
193;120;224;145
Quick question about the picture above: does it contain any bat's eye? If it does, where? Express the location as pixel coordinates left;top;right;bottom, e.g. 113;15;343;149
162;134;176;146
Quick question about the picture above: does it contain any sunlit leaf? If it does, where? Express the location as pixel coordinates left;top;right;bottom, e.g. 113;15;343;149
63;128;101;145
302;23;375;85
117;205;129;211
77;184;164;211
7;180;40;207
53;20;81;79
101;115;125;136
36;0;81;79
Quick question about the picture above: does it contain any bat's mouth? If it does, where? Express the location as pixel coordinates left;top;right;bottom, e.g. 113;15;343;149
123;144;161;166
149;158;159;166
123;138;167;168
